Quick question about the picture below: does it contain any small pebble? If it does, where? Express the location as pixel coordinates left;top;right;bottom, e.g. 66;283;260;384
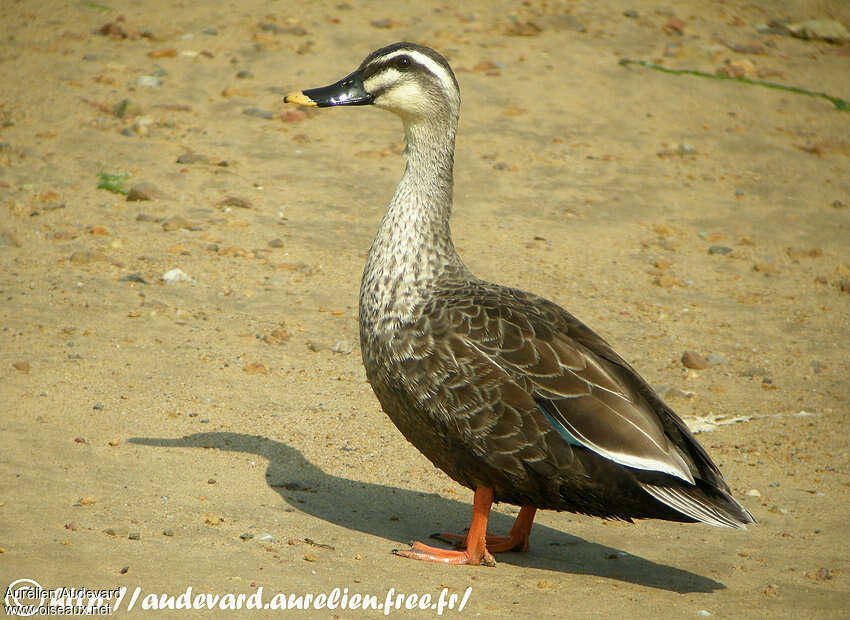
12;361;30;373
254;532;276;543
268;238;284;248
682;351;710;370
705;354;727;366
161;268;194;283
136;75;162;87
723;41;765;55
240;532;254;541
331;340;353;355
92;403;104;410
128;532;140;540
119;273;149;284
218;196;251;209
663;17;685;35
176;153;209;164
113;98;143;118
708;246;733;255
161;216;191;231
148;48;177;59
243;107;274;119
243;362;268;374
787;19;849;43
127;182;167;202
754;23;787;35
162;529;174;536
119;566;129;574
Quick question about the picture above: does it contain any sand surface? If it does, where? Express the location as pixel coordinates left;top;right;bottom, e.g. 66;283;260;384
1;1;848;617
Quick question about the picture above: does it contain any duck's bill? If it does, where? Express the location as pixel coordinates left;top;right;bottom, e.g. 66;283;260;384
284;70;373;108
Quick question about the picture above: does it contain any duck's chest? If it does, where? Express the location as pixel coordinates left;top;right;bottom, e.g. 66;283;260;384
357;266;443;416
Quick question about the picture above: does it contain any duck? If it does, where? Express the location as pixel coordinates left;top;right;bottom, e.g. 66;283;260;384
283;42;755;566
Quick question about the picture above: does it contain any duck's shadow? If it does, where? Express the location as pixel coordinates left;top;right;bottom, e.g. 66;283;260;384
129;432;723;593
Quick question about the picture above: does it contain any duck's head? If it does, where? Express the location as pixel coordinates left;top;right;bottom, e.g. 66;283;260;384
284;42;460;124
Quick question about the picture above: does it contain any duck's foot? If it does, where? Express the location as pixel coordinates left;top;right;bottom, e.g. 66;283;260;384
393;541;496;567
430;505;537;552
392;487;501;567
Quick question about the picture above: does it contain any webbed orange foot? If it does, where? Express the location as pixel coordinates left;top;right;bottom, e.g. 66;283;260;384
393;541;496;566
430;505;536;552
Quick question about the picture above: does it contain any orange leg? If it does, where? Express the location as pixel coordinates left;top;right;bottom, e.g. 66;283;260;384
432;505;537;552
393;487;497;566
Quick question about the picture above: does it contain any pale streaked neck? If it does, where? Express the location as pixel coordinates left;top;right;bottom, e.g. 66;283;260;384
360;114;467;323
368;116;463;275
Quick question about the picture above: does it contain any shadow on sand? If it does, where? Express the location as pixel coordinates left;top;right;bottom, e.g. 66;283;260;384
130;432;724;593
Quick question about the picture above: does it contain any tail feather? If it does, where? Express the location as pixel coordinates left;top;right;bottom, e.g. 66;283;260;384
641;482;756;529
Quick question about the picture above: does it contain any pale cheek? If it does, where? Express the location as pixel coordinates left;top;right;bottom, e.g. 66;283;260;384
375;82;428;116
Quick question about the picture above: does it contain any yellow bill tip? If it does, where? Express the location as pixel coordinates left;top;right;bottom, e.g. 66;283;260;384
283;91;317;106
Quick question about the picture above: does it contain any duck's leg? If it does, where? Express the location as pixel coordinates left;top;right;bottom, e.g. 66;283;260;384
392;487;497;566
489;505;537;551
432;505;537;552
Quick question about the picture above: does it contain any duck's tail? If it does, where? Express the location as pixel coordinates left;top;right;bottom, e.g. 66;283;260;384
640;478;757;529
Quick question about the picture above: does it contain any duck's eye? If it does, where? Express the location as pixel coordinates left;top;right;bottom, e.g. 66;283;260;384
394;56;411;70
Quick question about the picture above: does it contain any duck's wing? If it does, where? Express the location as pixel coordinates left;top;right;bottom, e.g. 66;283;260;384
428;282;754;527
444;289;696;481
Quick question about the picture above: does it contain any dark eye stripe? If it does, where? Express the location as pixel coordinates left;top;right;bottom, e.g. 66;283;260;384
362;56;416;80
359;44;460;97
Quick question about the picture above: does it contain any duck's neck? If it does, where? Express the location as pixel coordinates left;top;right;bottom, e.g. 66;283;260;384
360;116;467;328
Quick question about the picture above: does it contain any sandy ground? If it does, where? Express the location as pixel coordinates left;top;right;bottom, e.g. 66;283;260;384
1;1;849;617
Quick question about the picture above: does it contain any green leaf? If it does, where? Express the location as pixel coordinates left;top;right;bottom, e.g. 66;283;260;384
97;172;130;195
